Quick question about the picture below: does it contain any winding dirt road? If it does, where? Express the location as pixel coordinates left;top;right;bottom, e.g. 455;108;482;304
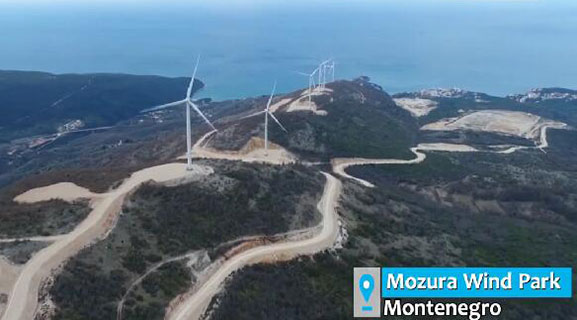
1;119;566;320
167;172;342;320
332;125;565;188
2;163;212;320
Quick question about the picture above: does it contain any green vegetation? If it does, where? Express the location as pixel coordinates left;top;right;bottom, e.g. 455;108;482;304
127;162;323;256
122;261;190;320
521;93;577;127
0;172;104;239
419;130;534;149
50;161;324;320
3;73;577;319
209;79;418;160
210;147;577;319
0;70;201;141
0;198;90;238
0;241;49;264
211;255;352;320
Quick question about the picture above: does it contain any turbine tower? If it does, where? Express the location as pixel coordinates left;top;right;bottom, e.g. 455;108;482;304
141;56;216;171
330;60;335;82
318;62;324;90
317;59;334;90
296;69;318;104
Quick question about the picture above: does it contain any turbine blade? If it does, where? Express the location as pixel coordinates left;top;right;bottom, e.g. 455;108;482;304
268;111;287;132
266;81;277;112
293;71;310;76
186;55;201;99
141;99;186;113
240;110;266;120
189;100;216;130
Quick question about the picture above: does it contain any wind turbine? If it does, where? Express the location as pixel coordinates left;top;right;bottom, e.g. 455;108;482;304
330;60;335;82
318;62;324;90
324;60;335;83
331;60;336;81
318;59;334;90
295;68;318;104
257;82;287;155
141;55;216;171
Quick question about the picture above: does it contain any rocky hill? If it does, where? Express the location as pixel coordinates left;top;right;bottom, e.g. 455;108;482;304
1;73;577;320
508;88;577;103
207;77;418;160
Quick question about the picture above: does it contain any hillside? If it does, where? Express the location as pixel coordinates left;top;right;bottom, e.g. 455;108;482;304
210;129;577;320
0;70;203;142
391;87;575;149
1;74;577;320
394;87;577;127
508;88;577;127
48;161;324;320
207;78;418;160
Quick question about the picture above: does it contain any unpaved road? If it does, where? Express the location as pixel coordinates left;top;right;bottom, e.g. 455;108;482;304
332;147;427;188
333;124;566;188
167;172;342;320
163;122;568;319
0;235;64;244
1;114;567;320
2;163;212;320
117;250;205;320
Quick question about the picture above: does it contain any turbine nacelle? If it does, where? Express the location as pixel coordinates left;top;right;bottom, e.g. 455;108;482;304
299;59;335;103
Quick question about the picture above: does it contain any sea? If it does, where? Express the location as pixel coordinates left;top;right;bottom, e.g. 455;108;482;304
0;0;576;100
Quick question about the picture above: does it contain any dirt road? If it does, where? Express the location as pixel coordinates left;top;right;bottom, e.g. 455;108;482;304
116;250;206;320
2;118;567;320
2;163;212;320
166;172;342;320
332;147;427;187
165;124;568;319
333;124;565;188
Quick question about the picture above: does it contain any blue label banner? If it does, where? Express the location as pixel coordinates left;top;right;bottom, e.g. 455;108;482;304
381;267;573;298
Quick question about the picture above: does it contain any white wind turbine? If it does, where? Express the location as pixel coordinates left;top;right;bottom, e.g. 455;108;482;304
318;59;335;90
326;60;335;82
296;68;319;104
141;56;216;171
257;82;287;155
318;61;324;90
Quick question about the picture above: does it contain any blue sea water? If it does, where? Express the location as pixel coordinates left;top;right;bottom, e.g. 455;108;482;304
0;0;576;100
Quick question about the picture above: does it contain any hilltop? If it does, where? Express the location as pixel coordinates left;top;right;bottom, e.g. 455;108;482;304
0;70;203;142
0;73;577;320
206;77;418;161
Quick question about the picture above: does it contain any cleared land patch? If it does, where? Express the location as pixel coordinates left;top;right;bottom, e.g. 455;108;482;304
421;110;566;141
394;97;438;117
